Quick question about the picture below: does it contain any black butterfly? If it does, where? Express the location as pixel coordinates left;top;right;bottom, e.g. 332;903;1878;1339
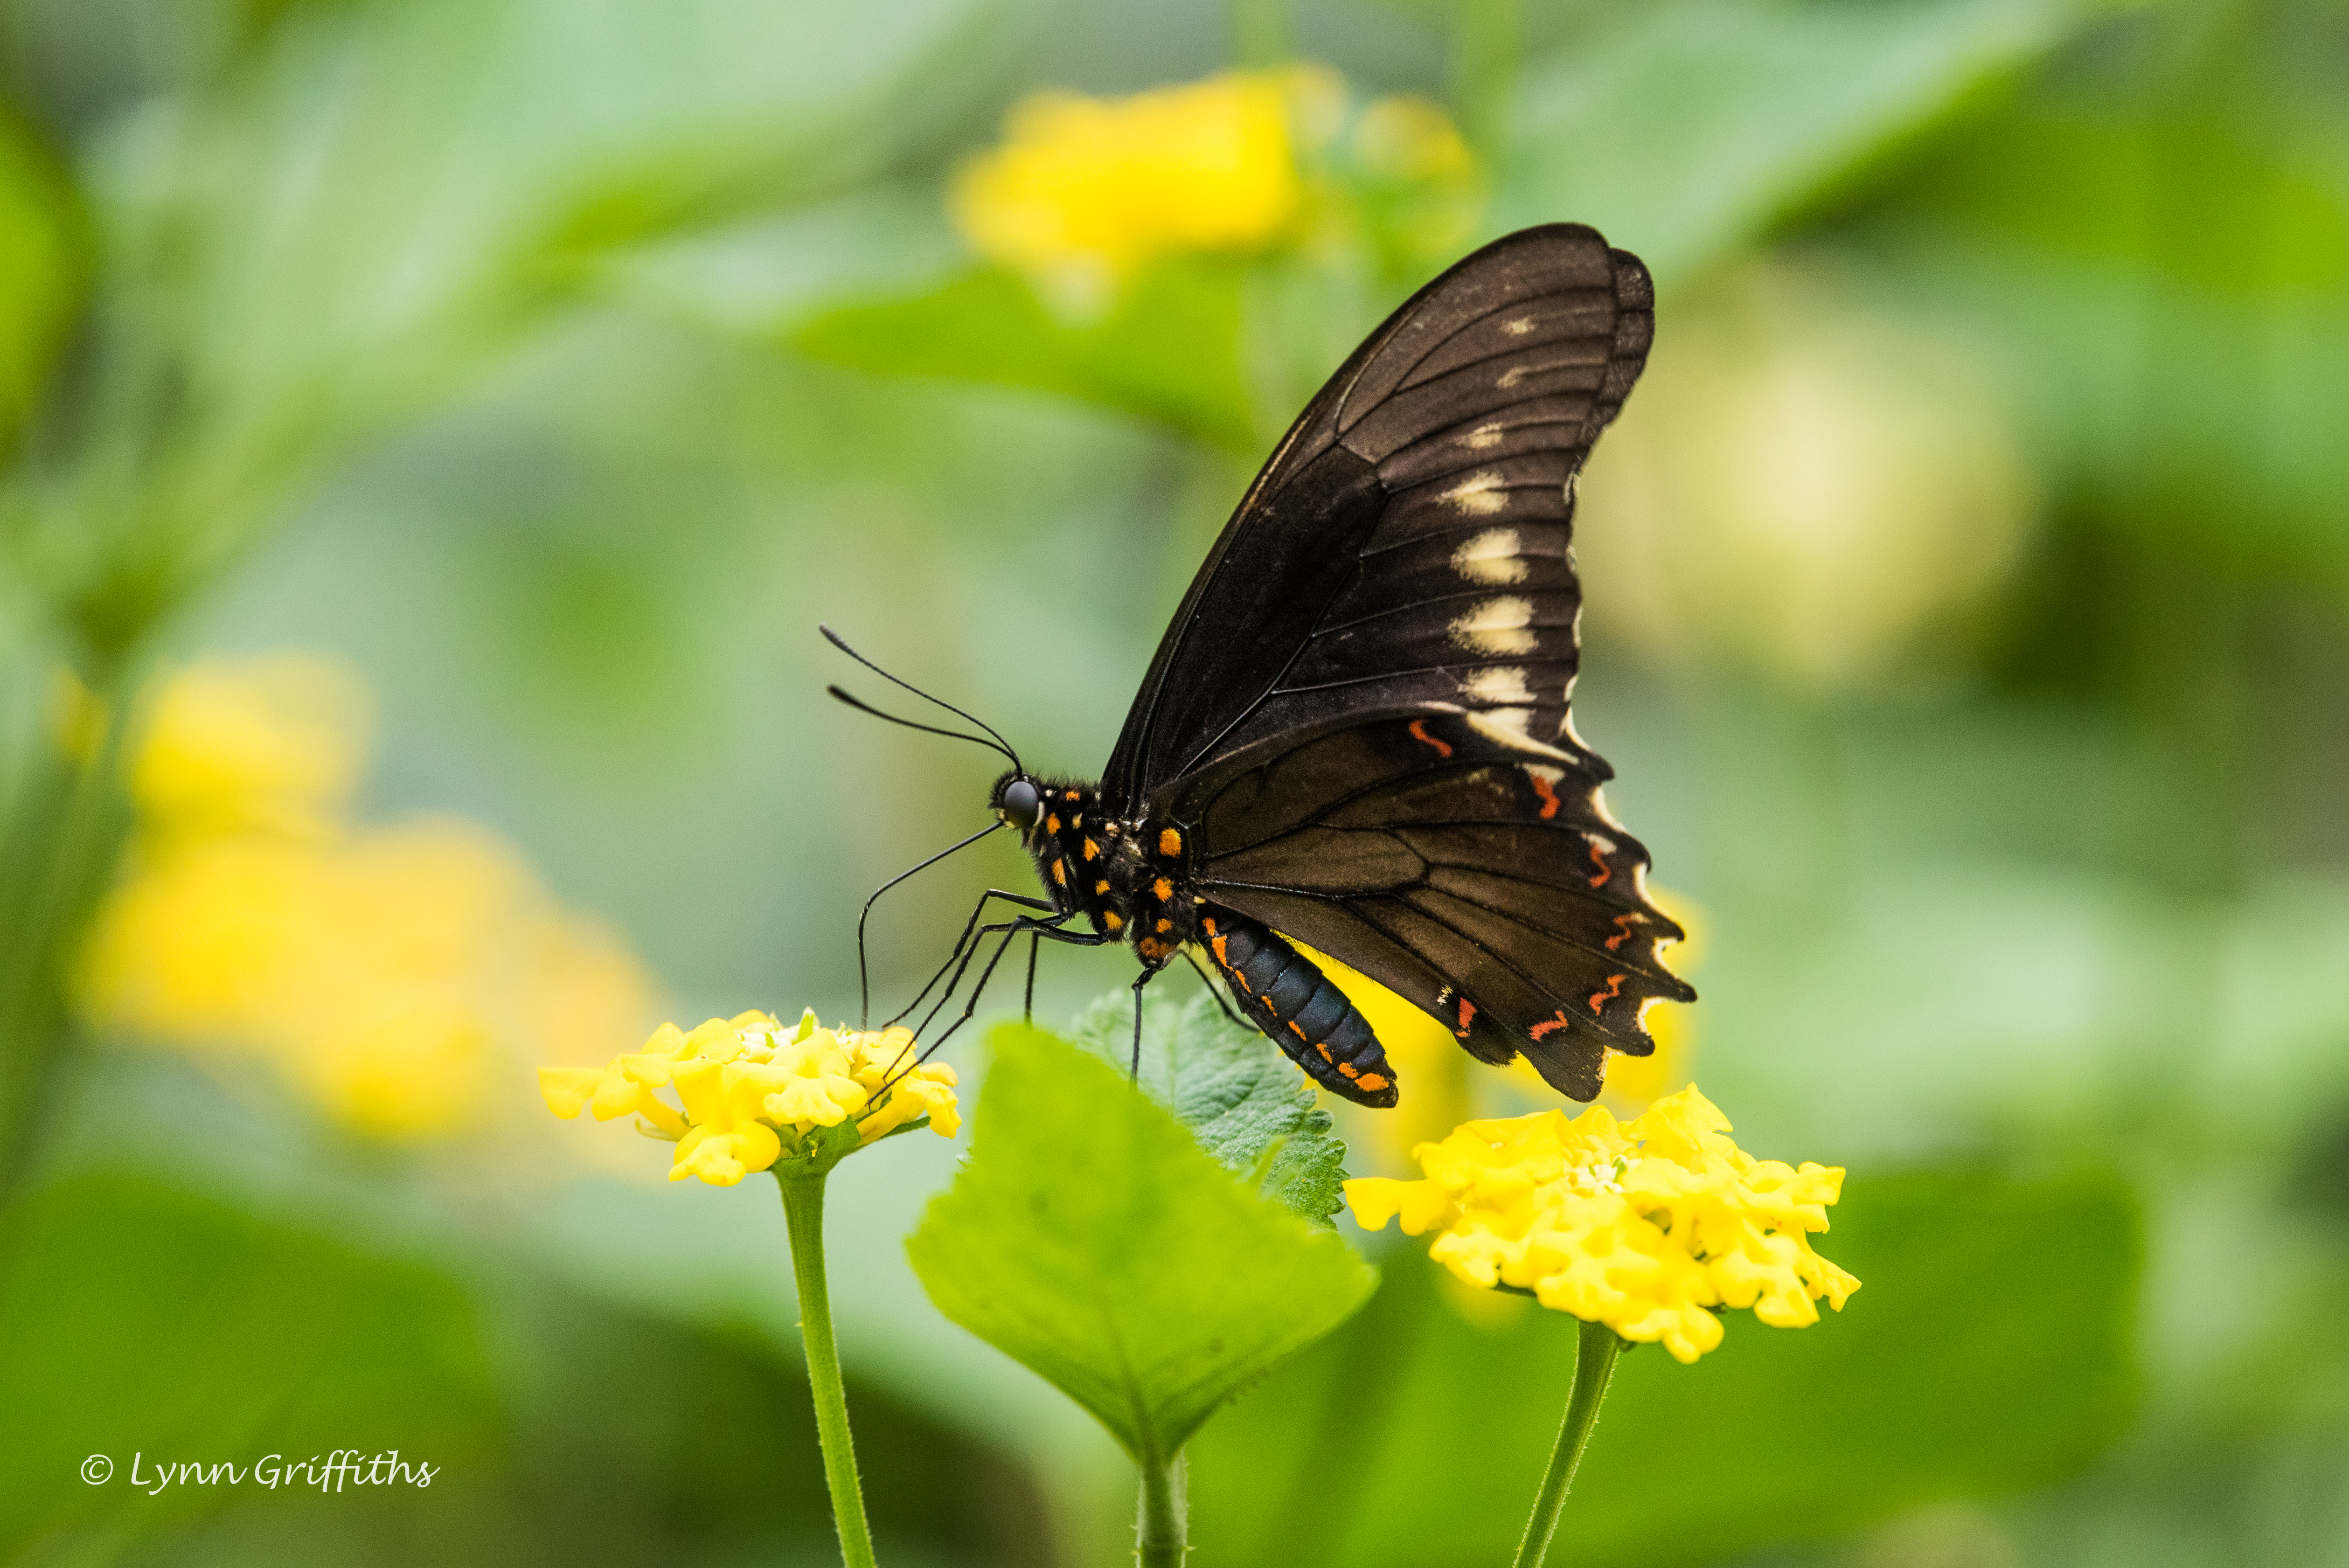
839;223;1692;1108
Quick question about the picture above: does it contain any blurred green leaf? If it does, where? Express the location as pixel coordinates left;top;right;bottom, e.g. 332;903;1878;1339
904;1021;1375;1470
793;260;1257;451
1494;0;2114;284
1188;1167;2141;1568
0;110;82;451
1072;987;1352;1223
0;1173;495;1554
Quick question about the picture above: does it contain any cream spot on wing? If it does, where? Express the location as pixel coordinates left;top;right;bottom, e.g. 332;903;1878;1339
1503;316;1536;336
1499;364;1534;389
1588;783;1626;831
1449;597;1536;654
1459;423;1506;451
1463;666;1531;704
1442;470;1510;516
1452;527;1527;585
1466;707;1577;762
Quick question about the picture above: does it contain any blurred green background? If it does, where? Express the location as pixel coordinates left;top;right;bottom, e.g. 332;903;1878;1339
2;0;2346;1564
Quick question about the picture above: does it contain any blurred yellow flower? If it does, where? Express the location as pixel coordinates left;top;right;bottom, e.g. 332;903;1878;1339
80;653;654;1141
953;68;1327;303
131;653;366;841
1575;263;2037;690
1345;1087;1857;1363
540;1011;960;1186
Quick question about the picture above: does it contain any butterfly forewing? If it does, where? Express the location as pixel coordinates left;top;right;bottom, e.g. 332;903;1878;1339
1099;223;1689;1101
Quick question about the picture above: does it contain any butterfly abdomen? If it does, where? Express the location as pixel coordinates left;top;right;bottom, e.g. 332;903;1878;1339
1199;909;1397;1108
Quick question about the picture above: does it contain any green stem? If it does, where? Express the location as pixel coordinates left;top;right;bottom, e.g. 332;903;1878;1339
1509;1319;1624;1568
777;1168;879;1568
1136;1450;1187;1568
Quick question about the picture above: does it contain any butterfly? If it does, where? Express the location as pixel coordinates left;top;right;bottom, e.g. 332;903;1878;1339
839;223;1693;1108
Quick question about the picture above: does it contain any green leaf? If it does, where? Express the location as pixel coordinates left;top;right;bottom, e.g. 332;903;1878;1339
792;260;1257;451
905;1023;1375;1469
1494;0;2116;284
1072;987;1352;1224
0;111;83;450
1188;1167;2140;1568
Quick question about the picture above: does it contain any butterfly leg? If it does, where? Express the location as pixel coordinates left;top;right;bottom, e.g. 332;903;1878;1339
1179;947;1246;1029
920;913;1110;1055
1129;967;1156;1084
1024;933;1040;1022
885;888;1060;1028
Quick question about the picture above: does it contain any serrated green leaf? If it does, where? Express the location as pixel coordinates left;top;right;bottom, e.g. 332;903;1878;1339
792;259;1256;451
905;1023;1375;1470
1072;987;1352;1224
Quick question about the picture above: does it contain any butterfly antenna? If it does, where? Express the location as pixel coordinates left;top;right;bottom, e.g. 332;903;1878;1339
826;686;1018;764
820;624;1023;773
852;820;1002;1027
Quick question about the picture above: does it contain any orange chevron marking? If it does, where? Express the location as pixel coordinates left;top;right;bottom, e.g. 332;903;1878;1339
1604;913;1639;952
1409;719;1453;758
1587;973;1626;1015
1586;841;1612;888
1454;997;1477;1040
1529;1010;1571;1041
1529;772;1560;819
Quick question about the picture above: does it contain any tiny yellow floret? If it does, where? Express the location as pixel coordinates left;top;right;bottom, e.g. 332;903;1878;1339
540;1010;960;1185
1344;1087;1857;1362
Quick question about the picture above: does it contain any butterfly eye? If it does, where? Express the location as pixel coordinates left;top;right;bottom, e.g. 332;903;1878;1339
999;777;1042;832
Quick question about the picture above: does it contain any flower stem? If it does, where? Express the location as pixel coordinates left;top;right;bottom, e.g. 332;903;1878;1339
1136;1450;1187;1568
777;1168;879;1568
1509;1318;1624;1568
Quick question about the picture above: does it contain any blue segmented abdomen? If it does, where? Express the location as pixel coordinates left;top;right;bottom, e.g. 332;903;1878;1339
1196;907;1398;1108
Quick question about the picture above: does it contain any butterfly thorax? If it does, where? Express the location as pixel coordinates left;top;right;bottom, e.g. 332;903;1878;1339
1010;779;1200;969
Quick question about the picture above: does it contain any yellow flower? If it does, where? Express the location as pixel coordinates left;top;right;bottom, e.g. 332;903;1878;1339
130;654;367;842
1345;1087;1857;1363
539;1010;960;1186
81;653;655;1141
953;68;1326;303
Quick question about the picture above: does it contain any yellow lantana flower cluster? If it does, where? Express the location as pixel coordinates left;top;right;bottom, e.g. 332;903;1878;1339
1345;1087;1858;1363
955;69;1318;302
539;1010;960;1186
952;67;1481;311
80;654;653;1140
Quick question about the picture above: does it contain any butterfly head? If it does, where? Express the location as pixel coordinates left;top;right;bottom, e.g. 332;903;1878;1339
990;770;1045;840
